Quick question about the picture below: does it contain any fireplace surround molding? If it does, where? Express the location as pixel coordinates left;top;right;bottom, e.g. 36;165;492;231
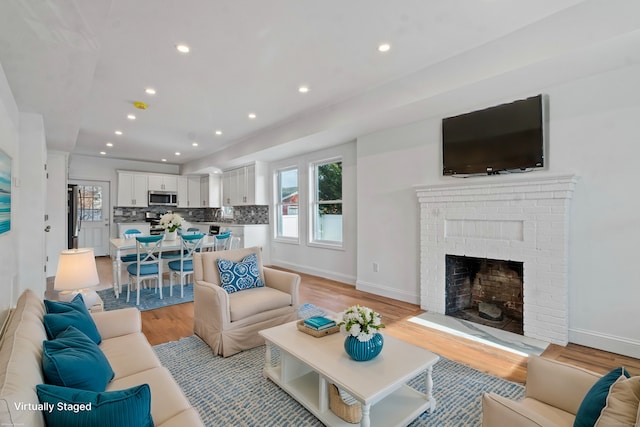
415;173;578;345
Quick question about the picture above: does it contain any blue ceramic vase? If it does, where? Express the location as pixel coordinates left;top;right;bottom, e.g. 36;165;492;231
344;333;384;361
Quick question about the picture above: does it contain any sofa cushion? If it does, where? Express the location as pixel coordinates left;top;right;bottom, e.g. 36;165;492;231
217;253;265;294
574;367;630;427
43;298;102;344
36;383;153;427
42;326;114;392
229;287;292;322
594;375;640;427
99;332;162;380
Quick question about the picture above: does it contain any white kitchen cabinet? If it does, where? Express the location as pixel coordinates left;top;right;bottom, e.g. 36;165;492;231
148;174;178;192
117;172;148;207
177;176;201;207
222;168;239;206
201;174;221;208
222;162;267;206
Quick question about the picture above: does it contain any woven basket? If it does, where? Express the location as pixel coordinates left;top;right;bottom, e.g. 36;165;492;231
329;383;362;424
296;319;340;338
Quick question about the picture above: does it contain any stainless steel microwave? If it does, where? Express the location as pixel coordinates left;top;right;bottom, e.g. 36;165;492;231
148;191;178;206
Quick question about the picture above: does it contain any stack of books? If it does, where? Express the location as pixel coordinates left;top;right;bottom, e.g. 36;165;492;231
303;316;336;331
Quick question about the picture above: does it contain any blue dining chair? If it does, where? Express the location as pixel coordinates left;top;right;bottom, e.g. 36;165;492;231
168;233;205;298
122;228;143;239
214;231;231;251
118;229;145;295
127;235;164;306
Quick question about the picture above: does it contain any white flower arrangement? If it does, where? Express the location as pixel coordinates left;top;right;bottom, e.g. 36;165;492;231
338;305;385;342
159;213;183;232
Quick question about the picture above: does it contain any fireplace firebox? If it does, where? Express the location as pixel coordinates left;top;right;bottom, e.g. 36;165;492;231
445;255;523;335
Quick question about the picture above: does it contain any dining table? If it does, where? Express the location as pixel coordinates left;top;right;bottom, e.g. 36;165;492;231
109;235;218;298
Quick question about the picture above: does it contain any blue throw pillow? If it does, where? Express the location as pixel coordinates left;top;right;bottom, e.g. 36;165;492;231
217;253;265;294
574;367;630;427
43;306;102;344
42;326;114;392
36;383;154;427
44;293;86;314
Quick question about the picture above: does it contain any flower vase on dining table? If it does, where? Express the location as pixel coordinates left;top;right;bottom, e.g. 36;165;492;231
164;230;177;241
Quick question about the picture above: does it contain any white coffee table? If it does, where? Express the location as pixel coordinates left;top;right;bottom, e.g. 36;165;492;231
259;321;439;427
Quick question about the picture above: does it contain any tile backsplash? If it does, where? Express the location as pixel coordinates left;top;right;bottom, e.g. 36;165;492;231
113;205;269;224
231;205;269;224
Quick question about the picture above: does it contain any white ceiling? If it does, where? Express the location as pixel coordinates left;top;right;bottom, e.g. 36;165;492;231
0;0;604;171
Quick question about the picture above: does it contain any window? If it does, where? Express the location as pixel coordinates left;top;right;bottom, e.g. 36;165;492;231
275;167;299;239
78;185;103;221
310;159;342;245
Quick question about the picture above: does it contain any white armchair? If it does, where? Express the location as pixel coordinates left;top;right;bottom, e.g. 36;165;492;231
192;246;300;357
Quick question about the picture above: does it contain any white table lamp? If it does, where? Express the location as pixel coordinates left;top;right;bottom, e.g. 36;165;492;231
54;248;100;309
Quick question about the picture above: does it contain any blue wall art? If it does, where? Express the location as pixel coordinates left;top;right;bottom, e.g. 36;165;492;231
0;149;11;235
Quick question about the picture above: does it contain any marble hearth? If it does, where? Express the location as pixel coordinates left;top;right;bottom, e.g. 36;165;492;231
416;174;577;345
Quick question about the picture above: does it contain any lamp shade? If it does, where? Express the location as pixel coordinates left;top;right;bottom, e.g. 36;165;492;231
54;248;100;291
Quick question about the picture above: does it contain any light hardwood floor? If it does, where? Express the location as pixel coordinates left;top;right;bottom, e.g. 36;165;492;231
93;257;640;384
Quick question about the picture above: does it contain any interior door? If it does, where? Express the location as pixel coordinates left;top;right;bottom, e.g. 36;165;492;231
72;180;111;256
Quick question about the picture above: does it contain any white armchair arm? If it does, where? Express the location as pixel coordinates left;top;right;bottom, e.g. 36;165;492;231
263;267;300;306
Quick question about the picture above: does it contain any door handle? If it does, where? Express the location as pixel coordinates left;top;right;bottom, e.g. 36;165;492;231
44;225;51;232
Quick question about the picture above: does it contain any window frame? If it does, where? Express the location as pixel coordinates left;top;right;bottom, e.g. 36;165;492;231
308;157;343;249
274;165;300;244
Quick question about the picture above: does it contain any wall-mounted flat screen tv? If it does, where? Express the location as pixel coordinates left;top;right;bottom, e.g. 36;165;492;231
442;94;547;176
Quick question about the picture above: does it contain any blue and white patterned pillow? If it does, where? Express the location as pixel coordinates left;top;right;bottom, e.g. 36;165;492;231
217;253;266;294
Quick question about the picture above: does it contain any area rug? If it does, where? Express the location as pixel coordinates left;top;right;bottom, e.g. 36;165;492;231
153;336;524;426
97;284;193;311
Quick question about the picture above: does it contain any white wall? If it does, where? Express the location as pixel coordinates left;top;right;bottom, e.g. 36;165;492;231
46;152;69;277
269;141;357;284
17;113;47;294
0;61;20;326
356;32;640;357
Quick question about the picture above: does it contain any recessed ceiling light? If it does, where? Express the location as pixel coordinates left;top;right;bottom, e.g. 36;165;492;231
378;43;391;53
106;142;113;147
175;152;181;156
115;130;123;135
192;142;198;147
145;88;156;95
215;130;222;136
99;151;106;155
176;44;190;54
298;85;309;93
248;113;256;119
161;158;167;162
127;114;136;120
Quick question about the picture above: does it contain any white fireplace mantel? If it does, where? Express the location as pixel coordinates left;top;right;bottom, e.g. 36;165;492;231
415;173;577;345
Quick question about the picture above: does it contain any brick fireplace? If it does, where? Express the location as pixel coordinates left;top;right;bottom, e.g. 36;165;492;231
415;174;577;345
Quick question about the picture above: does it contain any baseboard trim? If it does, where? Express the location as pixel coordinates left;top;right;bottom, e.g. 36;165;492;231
569;328;640;359
270;259;356;285
356;280;419;305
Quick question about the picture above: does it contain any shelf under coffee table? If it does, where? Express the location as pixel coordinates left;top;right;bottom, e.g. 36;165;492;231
259;321;439;427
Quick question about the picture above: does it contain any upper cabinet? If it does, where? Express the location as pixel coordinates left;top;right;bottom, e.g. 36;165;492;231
201;174;221;208
177;176;201;208
148;174;178;192
117;172;148;207
222;162;267;206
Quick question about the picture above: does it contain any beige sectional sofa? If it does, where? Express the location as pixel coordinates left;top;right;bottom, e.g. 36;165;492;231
483;356;610;427
0;289;204;427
